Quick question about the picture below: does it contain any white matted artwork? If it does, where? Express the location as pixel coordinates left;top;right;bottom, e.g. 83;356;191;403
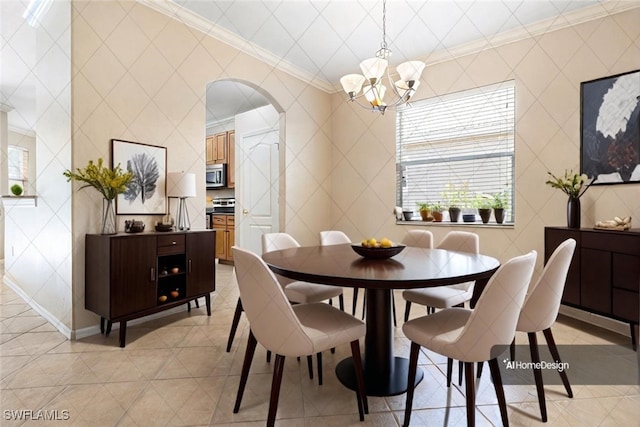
111;139;167;215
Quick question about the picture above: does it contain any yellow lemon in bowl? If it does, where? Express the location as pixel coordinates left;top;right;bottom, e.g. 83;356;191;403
380;238;393;248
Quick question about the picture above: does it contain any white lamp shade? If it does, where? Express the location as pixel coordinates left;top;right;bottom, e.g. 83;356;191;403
340;74;366;95
395;79;420;100
396;61;425;83
364;83;386;107
167;172;196;198
360;57;388;81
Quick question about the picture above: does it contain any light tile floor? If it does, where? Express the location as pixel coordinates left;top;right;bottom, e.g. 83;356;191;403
1;263;638;426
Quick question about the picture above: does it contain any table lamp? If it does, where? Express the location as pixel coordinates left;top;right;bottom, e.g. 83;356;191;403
167;172;196;230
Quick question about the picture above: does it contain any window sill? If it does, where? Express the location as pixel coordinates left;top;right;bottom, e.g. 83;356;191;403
1;195;38;208
396;219;514;228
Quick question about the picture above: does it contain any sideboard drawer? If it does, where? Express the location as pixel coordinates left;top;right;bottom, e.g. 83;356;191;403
157;234;185;255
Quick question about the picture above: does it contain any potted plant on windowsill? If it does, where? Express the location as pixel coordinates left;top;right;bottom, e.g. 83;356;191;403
473;194;492;224
429;201;444;222
491;191;508;224
416;202;432;221
442;182;469;223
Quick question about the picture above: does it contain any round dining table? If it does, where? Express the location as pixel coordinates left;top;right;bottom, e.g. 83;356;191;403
262;243;500;397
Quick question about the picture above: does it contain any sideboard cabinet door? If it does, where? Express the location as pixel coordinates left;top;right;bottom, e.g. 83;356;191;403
186;231;216;297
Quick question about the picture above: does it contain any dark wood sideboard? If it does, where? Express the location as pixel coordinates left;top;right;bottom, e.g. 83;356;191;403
545;227;639;350
85;230;216;347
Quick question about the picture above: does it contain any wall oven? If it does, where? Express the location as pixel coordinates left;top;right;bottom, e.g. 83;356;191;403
206;164;227;189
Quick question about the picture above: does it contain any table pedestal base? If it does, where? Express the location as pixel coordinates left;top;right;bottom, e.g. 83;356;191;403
336;356;424;397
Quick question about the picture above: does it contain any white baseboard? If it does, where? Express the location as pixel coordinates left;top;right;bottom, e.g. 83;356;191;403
559;304;631;337
4;275;202;341
2;275;73;339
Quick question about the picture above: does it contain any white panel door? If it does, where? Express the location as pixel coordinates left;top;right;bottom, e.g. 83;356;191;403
238;129;279;255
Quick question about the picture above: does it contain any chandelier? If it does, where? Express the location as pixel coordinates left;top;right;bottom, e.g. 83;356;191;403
339;0;425;114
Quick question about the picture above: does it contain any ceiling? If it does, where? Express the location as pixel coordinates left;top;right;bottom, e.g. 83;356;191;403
0;0;610;129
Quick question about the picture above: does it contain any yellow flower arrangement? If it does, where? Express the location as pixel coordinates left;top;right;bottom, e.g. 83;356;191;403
63;158;133;200
545;170;591;199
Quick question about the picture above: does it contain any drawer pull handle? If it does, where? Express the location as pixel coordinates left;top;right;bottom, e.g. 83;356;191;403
172;241;177;245
150;267;155;281
188;259;192;273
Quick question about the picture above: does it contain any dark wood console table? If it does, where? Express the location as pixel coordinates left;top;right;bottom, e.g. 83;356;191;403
545;227;639;350
85;230;215;347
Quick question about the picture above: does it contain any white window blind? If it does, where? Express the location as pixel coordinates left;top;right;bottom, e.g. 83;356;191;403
396;81;515;222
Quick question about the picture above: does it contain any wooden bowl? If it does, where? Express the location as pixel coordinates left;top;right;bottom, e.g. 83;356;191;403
351;244;405;259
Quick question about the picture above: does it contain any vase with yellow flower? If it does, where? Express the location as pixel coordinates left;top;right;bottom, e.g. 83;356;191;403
64;158;133;234
545;170;592;229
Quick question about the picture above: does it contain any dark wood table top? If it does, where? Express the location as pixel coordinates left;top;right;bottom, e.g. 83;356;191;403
262;244;500;289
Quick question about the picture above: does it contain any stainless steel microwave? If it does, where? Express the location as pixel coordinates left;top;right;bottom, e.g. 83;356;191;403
206;164;227;188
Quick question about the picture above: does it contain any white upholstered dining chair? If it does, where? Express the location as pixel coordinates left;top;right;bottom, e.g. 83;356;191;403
319;230;361;315
401;229;434;249
232;246;367;427
402;231;479;322
402;250;537;427
512;238;576;422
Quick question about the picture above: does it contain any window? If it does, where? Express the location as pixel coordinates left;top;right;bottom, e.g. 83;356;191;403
396;81;515;223
8;146;29;194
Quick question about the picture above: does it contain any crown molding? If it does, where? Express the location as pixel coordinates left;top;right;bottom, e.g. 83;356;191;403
0;103;15;113
137;0;335;93
138;0;638;95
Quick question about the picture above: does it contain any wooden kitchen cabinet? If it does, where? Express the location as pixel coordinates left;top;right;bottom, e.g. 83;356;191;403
85;230;215;347
545;227;639;349
213;214;234;264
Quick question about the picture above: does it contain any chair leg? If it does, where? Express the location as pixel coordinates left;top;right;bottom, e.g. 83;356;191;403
352;287;359;316
528;332;547;422
543;328;572;398
233;330;257;413
459;361;464;386
317;352;323;386
446;357;453;387
226;298;243;352
510;337;516;361
339;294;345;312
266;351;272;363
488;358;509;427
267;354;286;427
464;361;475;427
403;341;421;427
476;361;483;379
630;322;638;351
350;340;368;419
361;293;366;319
307;355;313;380
404;301;412;322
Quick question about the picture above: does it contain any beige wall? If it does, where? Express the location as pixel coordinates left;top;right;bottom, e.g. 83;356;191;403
3;0;73;333
330;7;640;273
71;1;333;331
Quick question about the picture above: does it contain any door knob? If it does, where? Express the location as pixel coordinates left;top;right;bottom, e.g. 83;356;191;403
242;209;249;215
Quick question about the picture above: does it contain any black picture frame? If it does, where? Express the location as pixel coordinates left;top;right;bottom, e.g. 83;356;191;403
580;69;640;185
111;139;167;215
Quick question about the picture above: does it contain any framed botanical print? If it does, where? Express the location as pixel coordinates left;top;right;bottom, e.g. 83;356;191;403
580;69;640;185
111;139;167;215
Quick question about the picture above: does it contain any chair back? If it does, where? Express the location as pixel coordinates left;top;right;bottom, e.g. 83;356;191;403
262;232;300;252
437;231;479;254
319;230;351;246
401;230;434;249
262;233;300;286
454;250;537;361
517;239;576;333
232;246;314;356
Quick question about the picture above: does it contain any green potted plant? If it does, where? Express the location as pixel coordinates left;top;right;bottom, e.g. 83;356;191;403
442;182;468;222
429;201;444;222
473;194;492;224
490;191;508;224
10;184;23;196
416;202;432;221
